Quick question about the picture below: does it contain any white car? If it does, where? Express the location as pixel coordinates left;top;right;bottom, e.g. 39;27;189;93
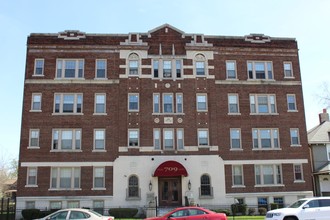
265;197;330;220
34;208;114;220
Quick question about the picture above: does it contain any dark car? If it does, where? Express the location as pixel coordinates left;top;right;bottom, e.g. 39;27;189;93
145;206;227;220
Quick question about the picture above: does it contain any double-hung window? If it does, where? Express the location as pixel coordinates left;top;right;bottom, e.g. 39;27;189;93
52;129;81;151
153;60;159;78
294;164;304;182
128;53;139;75
34;59;44;76
284;62;293;78
230;129;241;149
195;54;206;76
154;129;160;150
226;61;237;79
128;129;139;147
228;94;239;114
250;94;276;114
253;128;279;149
27;167;37;186
255;164;282;185
198;129;209;146
95;94;106;114
128;175;139;198
153;59;182;79
176;94;183;113
56;59;84;79
290;128;300;146
164;129;174;150
232;165;243;186
54;94;83;114
31;93;42;111
200;174;212;197
93;167;105;189
153;93;183;114
96;59;106;78
128;94;139;111
153;128;184;150
163;61;172;78
51;167;80;189
197;94;207;111
94;129;105;150
248;61;273;80
177;129;184;150
29;129;39;148
287;94;297;111
163;94;173;113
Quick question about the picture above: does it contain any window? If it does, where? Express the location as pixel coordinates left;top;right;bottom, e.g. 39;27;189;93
250;94;276;114
200;174;212;196
94;129;105;150
54;93;83;114
153;94;160;113
273;197;284;208
232;165;243;186
163;94;173;113
153;59;182;79
27;167;37;186
198;129;209;146
294;164;304;181
93;201;104;215
228;94;239;114
327;145;330;161
163;61;172;78
95;94;106;114
34;59;44;75
195;54;206;76
31;94;41;111
230;129;241;149
56;59;84;79
196;94;207;111
29;129;39;148
284;62;293;78
253;128;279;149
154;128;184;150
128;129;139;147
26;201;35;209
50;201;62;210
290;128;300;146
128;94;139;111
51;167;80;189
128;53;139;75
258;197;268;210
226;61;237;79
128;175;139;198
93;167;105;188
287;94;297;111
52;129;81;150
67;201;79;208
255;164;282;185
176;94;183;113
248;61;273;80
96;59;106;78
153;93;183;114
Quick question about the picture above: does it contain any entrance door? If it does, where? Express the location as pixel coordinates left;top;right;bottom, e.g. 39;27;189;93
159;177;182;206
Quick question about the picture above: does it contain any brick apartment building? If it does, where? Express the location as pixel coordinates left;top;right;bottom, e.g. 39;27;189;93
17;24;313;216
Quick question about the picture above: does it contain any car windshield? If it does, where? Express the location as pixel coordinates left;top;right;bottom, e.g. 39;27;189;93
288;199;307;208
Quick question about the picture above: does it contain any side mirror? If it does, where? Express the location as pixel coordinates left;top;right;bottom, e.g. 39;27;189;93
303;204;310;209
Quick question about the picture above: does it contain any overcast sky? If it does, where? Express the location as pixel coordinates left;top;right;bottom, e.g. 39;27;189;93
1;0;329;164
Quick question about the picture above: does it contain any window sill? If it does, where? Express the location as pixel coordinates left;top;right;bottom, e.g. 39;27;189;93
252;148;281;151
250;113;279;116
27;146;40;149
226;78;239;81
52;113;84;116
290;144;302;147
92;150;107;152
232;185;246;188
284;76;295;79
93;113;107;116
230;148;243;151
92;188;106;190
32;74;44;77
254;184;284;187
49;188;82;191
29;110;42;112
25;185;38;188
287;110;298;112
125;197;141;201
50;150;82;152
228;113;241;115
152;113;185;116
94;78;108;80
294;180;305;183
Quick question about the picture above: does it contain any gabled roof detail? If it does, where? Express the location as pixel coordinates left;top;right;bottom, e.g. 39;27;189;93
308;121;330;144
148;23;185;36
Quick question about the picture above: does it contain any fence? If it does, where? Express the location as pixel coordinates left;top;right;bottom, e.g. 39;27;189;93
0;198;16;220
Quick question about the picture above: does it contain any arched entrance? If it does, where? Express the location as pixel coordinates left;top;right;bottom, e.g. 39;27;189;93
153;161;188;206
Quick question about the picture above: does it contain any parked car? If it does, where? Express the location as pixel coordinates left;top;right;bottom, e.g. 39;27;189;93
144;206;227;220
265;197;330;220
34;208;114;220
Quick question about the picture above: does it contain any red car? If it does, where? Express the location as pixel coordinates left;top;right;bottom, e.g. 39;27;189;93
145;206;227;220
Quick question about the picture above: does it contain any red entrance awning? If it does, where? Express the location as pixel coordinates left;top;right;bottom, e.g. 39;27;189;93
153;160;188;177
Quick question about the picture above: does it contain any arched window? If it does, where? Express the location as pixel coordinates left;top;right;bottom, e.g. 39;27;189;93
128;175;139;197
200;174;212;196
195;54;206;76
128;53;139;75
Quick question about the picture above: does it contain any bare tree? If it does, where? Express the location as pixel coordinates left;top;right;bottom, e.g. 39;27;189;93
317;82;330;108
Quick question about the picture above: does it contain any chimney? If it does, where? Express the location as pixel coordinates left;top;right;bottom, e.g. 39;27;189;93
319;108;329;124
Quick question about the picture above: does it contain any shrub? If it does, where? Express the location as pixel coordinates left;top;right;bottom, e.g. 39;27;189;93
248;208;256;216
108;208;138;218
21;209;40;220
212;209;230;216
231;204;247;216
270;203;279;210
258;207;267;215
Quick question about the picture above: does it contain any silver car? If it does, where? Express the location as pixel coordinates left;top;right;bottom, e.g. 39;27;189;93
34;208;114;220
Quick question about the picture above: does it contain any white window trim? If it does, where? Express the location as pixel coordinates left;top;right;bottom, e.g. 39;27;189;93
230;128;242;150
51;129;82;152
198;129;209;146
163;128;174;150
94;93;107;115
56;59;85;79
228;93;240;115
232;165;245;187
290;128;301;147
95;59;107;79
255;164;283;186
92;167;106;190
30;93;42;112
34;59;44;76
152;58;183;80
194;54;207;77
252;128;280;150
49;167;81;190
293;164;305;183
128;93;139;112
177;128;184;150
283;61;294;78
162;93;174;113
53;93;83;115
176;93;183;113
247;61;274;80
250;94;278;115
28;129;40;149
153;93;160;113
226;60;237;80
26;167;38;187
93;129;106;152
128;129;139;147
127;53;140;76
196;93;208;112
153;128;161;150
287;94;298;112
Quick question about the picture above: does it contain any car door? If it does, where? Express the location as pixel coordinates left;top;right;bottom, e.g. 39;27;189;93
318;199;330;220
